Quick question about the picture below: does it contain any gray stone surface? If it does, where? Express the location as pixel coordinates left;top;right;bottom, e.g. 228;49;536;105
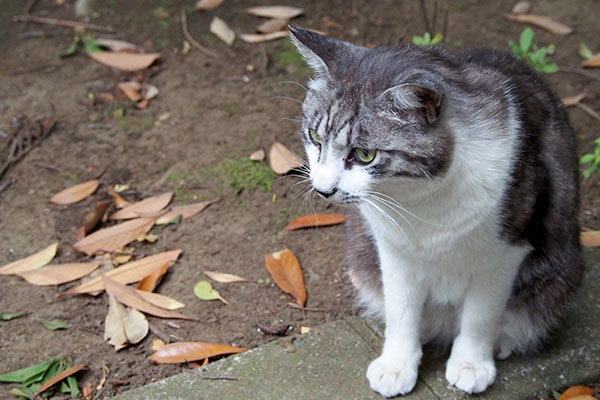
114;249;600;400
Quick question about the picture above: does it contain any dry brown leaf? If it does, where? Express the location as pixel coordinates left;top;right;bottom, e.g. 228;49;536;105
195;0;224;10
0;242;58;275
151;338;166;351
559;386;596;400
64;250;182;295
210;16;235;46
246;5;303;19
155;197;220;225
203;270;250;283
102;275;195;320
561;93;585;108
506;13;573;35
560;396;596;400
143;84;159;100
104;293;148;350
581;230;600;247
34;365;87;398
137;262;169;292
135;289;185;310
73;216;157;255
87;51;161;71
18;263;100;286
240;31;289;43
50;179;99;205
110;192;173;220
82;384;93;400
265;249;307;307
77;200;112;241
256;18;288;34
285;213;346;230
108;186;130;209
511;1;531;14
117;81;142;102
149;341;247;363
582;53;600;68
269;140;303;174
249;149;265;161
95;38;139;52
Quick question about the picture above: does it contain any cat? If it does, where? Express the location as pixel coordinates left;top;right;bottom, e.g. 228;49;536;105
288;26;583;397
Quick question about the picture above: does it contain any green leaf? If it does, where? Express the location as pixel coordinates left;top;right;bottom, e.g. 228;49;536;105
0;358;60;383
40;320;69;331
9;386;35;399
423;32;431;43
540;63;558;74
67;376;79;398
60;41;79;58
580;153;596;164
83;34;103;53
0;312;27;321
431;33;443;45
412;36;424;45
193;280;228;304
578;42;594;60
520;28;535;53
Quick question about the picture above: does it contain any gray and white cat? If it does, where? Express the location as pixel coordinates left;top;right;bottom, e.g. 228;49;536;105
288;26;582;397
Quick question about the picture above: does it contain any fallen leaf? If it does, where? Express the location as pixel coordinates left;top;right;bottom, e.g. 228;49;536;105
49;179;99;205
111;247;134;265
77;200;112;241
138;262;169;292
239;31;289;43
155;197;220;225
110;192;173;220
73;216;158;255
143;84;159;100
581;231;600;247
195;0;224;10
108;186;130;209
95;38;139;52
0;312;27;321
135;290;185;310
246;5;303;19
210;16;235;46
582;53;600;68
117;81;142;102
137;233;159;243
511;1;531;14
18;263;100;286
559;386;596;400
249;149;265;161
104;293;148;350
285;213;346;230
64;250;182;295
0;357;60;383
506;13;573;35
561;93;585;108
203;270;250;283
256;18;288;34
265;249;306;307
82;384;93;400
40;319;68;330
0;242;58;275
34;364;86;399
87;51;161;71
149;341;246;363
151;338;166;351
103;275;195;320
193;280;228;304
300;326;311;334
269;139;303;174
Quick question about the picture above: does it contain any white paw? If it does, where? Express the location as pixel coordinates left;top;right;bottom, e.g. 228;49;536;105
366;356;418;398
445;357;496;394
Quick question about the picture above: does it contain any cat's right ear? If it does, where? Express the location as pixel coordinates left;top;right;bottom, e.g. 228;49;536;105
288;25;334;79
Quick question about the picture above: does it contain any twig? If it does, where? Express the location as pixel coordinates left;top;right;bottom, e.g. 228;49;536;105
418;0;431;33
286;302;325;312
34;163;61;172
23;0;36;15
0;179;12;196
180;10;219;59
200;376;240;381
576;103;600;124
558;65;600;83
148;323;171;344
12;14;114;33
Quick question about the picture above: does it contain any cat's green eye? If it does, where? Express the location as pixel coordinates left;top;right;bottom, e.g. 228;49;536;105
354;148;377;163
309;128;321;144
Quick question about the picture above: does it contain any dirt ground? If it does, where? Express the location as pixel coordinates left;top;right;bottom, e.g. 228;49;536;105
1;0;599;398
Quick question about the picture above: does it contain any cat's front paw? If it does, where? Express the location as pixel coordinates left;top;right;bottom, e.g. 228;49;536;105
366;356;418;398
445;356;496;394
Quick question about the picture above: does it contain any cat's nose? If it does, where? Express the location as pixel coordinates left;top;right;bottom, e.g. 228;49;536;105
314;188;337;198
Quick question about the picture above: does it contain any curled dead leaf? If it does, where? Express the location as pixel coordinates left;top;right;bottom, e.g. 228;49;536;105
135;289;185;310
210;16;235;46
108;186;130;209
582;53;600;68
249;149;265;161
155;197;220;225
117;81;142;102
265;249;306;307
246;6;303;20
195;0;224;11
104;293;148;350
285;214;346;230
87;51;161;71
240;31;289;43
149;341;247;363
203;270;250;283
256;18;288;34
0;242;58;275
18;263;100;286
559;386;596;400
561;93;585;108
110;192;173;220
77;200;112;241
581;231;600;247
50;179;99;205
138;262;169;292
511;1;532;14
95;38;139;52
269;140;303;174
73;216;158;255
505;13;573;35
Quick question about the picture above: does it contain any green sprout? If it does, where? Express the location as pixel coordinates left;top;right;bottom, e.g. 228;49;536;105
412;32;443;46
509;28;558;74
580;138;600;178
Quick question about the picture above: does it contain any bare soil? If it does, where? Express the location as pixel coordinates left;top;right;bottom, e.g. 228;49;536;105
1;0;599;398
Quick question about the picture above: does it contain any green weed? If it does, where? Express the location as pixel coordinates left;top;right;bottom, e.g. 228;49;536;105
412;32;443;46
276;42;310;76
509;28;558;74
580;138;600;178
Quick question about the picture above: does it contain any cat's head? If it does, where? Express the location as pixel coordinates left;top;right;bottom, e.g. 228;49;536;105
289;26;454;203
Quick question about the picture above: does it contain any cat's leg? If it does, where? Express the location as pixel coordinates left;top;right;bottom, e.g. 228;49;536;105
445;251;524;394
366;250;426;397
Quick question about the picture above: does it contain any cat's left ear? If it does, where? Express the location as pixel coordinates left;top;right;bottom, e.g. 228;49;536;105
288;25;338;79
380;83;443;125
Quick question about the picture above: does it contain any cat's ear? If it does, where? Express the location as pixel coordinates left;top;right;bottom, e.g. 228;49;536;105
381;83;443;125
288;25;336;78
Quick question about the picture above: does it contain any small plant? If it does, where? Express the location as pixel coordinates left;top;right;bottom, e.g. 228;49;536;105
580;138;600;178
412;32;443;46
509;28;558;74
